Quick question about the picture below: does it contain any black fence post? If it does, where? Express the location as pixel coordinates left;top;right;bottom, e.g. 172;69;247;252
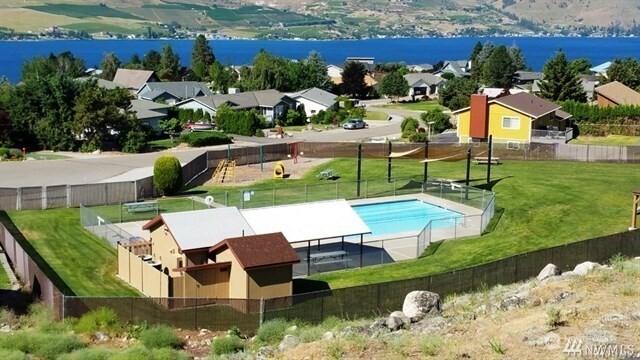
465;147;471;200
356;143;362;197
387;142;392;183
487;135;493;185
423;140;429;183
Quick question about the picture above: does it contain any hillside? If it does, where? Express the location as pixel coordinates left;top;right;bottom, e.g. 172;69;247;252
0;0;639;39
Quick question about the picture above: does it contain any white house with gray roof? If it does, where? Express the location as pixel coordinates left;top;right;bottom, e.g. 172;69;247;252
137;81;213;105
176;89;296;124
404;73;445;99
129;99;171;130
286;87;338;118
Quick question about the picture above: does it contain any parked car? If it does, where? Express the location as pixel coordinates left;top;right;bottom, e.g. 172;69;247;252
343;119;367;130
185;122;214;132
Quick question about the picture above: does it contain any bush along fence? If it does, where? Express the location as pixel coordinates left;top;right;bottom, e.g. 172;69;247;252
58;229;640;331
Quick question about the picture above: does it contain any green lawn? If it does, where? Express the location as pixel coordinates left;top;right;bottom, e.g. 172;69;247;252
0;263;10;289
6;158;640;295
365;110;390;121
26;152;70;160
383;101;446;112
572;135;640;146
147;137;178;151
310;159;640;288
6;208;138;296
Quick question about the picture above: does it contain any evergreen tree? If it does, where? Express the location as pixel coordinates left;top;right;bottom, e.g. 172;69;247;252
208;61;236;94
191;34;215;81
606;58;640;90
569;58;592;75
481;45;516;88
142;50;162;72
379;70;409;101
341;61;368;98
100;53;121;81
21;52;86;81
538;51;587;102
508;46;527;71
439;77;478;110
158;45;181;81
296;52;331;90
471;43;495;79
469;41;484;67
126;54;143;69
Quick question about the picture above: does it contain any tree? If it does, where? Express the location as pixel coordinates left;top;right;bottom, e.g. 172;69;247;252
606;58;640;90
159;118;182;135
469;41;484;66
438;77;478;110
471;43;495;79
125;54;143;70
378;70;409;101
21;52;85;81
538;51;587;102
191;34;215;81
73;80;136;152
285;108;305;126
142;50;162;72
400;117;419;134
341;61;368;98
100;53;121;81
209;61;236;94
508;46;527;71
158;45;181;81
420;109;451;134
569;58;592;75
293;52;331;90
481;45;516;88
153;156;183;196
241;50;292;91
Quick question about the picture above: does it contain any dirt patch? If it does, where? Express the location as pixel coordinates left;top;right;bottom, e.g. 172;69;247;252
204;158;333;186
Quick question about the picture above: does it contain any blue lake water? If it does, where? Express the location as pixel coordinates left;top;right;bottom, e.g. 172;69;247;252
352;199;462;236
2;37;640;82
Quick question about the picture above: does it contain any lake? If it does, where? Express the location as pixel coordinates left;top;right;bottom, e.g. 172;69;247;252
2;37;640;82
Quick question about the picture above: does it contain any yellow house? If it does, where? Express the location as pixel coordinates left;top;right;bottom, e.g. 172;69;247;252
454;93;571;145
121;208;299;300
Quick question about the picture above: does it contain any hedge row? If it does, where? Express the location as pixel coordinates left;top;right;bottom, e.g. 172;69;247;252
562;101;640;123
179;131;232;147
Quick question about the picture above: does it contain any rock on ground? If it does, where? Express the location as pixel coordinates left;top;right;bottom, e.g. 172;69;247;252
573;261;600;276
386;311;410;331
402;291;441;322
537;263;561;281
278;335;300;352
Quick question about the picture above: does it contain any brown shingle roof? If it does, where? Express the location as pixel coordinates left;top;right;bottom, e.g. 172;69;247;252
210;232;300;270
113;69;156;91
493;92;561;118
595;81;640;106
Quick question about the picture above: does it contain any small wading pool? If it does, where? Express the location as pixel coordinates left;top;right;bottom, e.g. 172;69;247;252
352;199;463;236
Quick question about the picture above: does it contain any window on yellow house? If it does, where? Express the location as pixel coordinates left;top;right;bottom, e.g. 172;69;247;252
502;116;520;129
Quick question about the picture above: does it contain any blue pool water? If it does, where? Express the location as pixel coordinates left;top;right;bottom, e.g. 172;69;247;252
352;200;462;236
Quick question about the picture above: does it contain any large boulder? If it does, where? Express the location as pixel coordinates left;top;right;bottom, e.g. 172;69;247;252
385;311;410;331
537;263;560;281
573;261;600;276
402;291;441;322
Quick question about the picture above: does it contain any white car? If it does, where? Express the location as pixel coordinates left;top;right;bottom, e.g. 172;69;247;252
343;119;367;130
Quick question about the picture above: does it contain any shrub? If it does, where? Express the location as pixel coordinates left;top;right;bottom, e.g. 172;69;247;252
179;131;231;147
215;105;265;136
211;335;244;356
562;100;640;123
256;319;290;344
324;340;345;360
0;147;9;159
0;331;86;360
153;156;183;196
121;129;148;153
0;348;28;360
138;325;183;349
546;307;565;329
420;109;452;134
408;131;427;143
400;117;419;133
58;347;114;360
73;307;121;335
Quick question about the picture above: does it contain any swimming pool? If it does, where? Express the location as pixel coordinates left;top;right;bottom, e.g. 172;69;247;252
352;199;463;236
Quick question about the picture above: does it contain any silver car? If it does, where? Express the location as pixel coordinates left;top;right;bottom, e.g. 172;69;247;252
343;119;367;130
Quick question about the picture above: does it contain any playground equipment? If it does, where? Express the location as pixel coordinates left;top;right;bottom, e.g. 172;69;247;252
273;161;285;178
212;159;236;183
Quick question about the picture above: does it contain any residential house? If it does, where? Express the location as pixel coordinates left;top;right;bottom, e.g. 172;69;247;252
590;61;612;78
454;92;572;146
176;89;297;124
513;71;543;91
286;87;338;118
137;207;298;299
137;81;213;105
594;81;640;107
327;64;378;87
435;60;471;77
345;56;375;72
480;88;527;99
404;73;445;100
407;64;434;73
580;75;600;102
130;99;171;130
112;69;158;92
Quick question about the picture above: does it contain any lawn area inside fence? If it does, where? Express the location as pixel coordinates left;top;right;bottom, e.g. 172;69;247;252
4;158;640;296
